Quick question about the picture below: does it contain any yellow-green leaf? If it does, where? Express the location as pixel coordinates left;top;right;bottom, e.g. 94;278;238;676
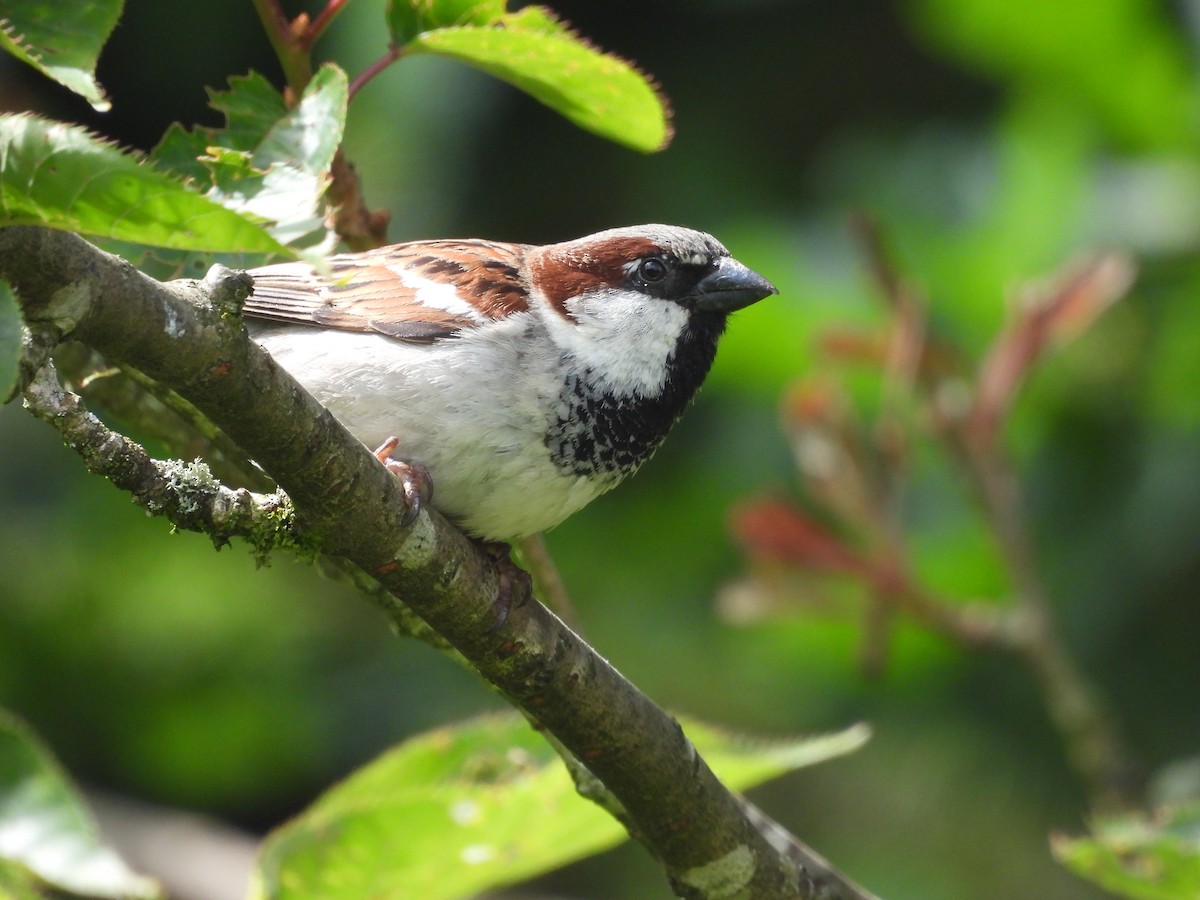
252;713;867;900
387;0;507;43
0;711;161;899
412;24;673;152
1053;803;1200;900
0;113;288;254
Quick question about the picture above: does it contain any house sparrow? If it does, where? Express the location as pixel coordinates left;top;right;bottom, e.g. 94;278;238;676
244;224;777;543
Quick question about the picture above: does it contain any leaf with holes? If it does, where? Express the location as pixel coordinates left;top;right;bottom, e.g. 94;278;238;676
252;713;868;900
1053;804;1200;900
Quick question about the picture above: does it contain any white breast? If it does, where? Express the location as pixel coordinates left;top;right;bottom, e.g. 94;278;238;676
251;314;611;540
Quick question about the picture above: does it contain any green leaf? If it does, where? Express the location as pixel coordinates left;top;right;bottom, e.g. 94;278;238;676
412;23;673;152
0;113;290;254
0;0;122;111
151;66;348;250
386;0;507;44
152;73;289;182
222;63;348;245
1052;804;1200;900
253;713;868;900
0;711;161;899
0;279;20;403
500;5;569;35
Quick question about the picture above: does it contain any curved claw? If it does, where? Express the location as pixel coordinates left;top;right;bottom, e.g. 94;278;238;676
478;541;533;632
373;437;433;526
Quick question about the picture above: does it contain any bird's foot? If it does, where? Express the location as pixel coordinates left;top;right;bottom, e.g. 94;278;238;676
477;541;532;632
373;437;433;527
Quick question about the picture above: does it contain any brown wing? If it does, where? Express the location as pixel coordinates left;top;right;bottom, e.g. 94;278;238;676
245;240;532;343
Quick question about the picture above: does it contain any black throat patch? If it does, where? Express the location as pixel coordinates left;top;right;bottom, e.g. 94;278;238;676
545;312;727;481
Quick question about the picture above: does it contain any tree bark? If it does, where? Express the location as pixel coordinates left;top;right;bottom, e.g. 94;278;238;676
1;226;875;900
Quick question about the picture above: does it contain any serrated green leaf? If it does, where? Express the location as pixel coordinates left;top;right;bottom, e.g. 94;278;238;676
0;114;290;254
412;24;673;152
149;66;347;251
0;279;20;403
0;0;122;111
0;711;161;899
501;6;569;36
258;65;346;178
151;73;289;183
252;713;867;900
386;0;507;44
1052;804;1200;900
206;72;292;151
235;63;347;244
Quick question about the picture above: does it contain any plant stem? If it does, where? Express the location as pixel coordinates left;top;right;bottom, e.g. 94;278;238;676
249;0;313;96
349;45;406;100
301;0;351;49
967;443;1141;811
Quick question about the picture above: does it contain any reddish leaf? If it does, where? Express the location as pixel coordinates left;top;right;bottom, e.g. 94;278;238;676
969;254;1136;449
729;498;872;578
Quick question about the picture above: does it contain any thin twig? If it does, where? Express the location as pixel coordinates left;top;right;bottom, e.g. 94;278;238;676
516;534;582;633
348;45;406;100
22;364;290;554
843;219;1140;810
248;0;312;97
962;443;1141;810
300;0;351;50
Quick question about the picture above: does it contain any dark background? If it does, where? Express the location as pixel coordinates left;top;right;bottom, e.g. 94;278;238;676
4;1;1200;897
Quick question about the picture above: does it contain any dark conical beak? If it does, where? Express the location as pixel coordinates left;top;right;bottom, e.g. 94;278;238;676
691;257;779;312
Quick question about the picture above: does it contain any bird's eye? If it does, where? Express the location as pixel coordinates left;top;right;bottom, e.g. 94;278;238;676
637;257;668;283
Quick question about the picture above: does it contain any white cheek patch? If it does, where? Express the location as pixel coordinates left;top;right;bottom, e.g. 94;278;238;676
543;288;691;396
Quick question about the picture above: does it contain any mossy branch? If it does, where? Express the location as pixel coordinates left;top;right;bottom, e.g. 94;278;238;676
1;225;875;900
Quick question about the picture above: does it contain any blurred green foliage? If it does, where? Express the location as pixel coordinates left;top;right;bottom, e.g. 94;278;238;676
1054;802;1200;900
0;712;161;898
3;0;1200;897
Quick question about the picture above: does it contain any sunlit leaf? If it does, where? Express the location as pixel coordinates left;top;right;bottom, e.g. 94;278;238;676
1052;804;1200;900
208;64;348;245
0;114;288;254
152;73;288;182
412;24;672;152
387;0;507;43
500;6;569;35
0;0;122;111
0;711;161;899
149;66;347;258
253;713;868;900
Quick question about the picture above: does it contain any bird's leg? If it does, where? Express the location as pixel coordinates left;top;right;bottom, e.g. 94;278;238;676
371;438;528;628
477;540;533;631
372;437;433;527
